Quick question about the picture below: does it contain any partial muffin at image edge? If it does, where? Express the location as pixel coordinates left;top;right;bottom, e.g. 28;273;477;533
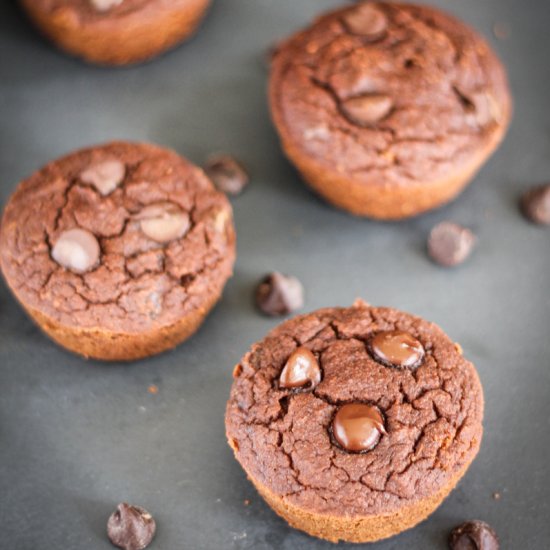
269;1;512;219
19;0;212;66
0;141;236;361
225;300;484;543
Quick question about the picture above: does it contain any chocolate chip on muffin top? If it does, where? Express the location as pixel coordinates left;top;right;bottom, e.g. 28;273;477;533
91;0;124;12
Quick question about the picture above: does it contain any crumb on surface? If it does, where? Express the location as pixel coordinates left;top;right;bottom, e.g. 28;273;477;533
493;22;510;40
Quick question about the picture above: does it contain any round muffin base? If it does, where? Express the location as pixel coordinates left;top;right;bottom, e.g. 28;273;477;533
249;461;471;544
22;290;222;361
20;0;211;66
271;102;511;220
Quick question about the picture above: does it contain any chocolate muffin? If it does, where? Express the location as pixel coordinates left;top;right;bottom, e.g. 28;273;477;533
0;142;235;361
19;0;211;66
226;300;484;543
269;2;512;219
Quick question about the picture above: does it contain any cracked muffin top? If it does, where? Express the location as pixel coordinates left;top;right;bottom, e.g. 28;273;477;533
0;142;235;334
226;301;483;516
269;1;511;186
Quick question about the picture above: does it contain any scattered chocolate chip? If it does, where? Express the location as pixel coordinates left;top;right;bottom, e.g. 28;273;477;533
279;347;321;390
520;184;550;225
137;202;190;243
449;520;499;550
91;0;123;12
204;155;249;196
368;330;425;369
332;403;386;453
51;228;100;273
107;503;156;550
255;272;304;316
428;222;477;267
342;4;388;40
341;94;393;126
80;160;125;196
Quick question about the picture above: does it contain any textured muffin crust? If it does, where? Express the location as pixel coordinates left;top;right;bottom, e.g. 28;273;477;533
226;301;484;542
269;1;512;219
0;142;235;360
19;0;211;65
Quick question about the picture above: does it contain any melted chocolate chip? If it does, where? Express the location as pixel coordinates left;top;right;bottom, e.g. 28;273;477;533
428;222;477;267
137;202;190;243
332;403;386;453
107;503;156;550
454;87;501;127
449;520;499;550
520;184;550;225
279;347;321;390
369;330;425;369
342;4;388;40
80;160;125;196
51;228;100;273
90;0;123;11
204;154;249;196
255;272;304;316
341;94;393;126
471;92;501;126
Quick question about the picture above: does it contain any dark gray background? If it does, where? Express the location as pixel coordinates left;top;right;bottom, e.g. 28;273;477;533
0;0;548;548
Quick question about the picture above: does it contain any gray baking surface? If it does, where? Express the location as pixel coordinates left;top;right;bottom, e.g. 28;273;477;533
0;0;548;548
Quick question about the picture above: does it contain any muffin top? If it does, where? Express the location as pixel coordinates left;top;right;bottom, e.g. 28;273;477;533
0;142;235;333
226;301;483;516
270;1;511;187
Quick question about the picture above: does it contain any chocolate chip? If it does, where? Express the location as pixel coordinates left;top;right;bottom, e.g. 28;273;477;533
137;202;190;243
454;87;500;127
332;403;386;453
471;92;501;126
341;94;393;126
80;160;125;196
204;155;249;196
342;4;388;40
91;0;123;11
449;520;499;550
213;207;232;237
107;503;156;550
51;228;100;273
368;330;425;369
255;272;304;316
428;222;476;267
279;347;321;390
520;184;550;225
